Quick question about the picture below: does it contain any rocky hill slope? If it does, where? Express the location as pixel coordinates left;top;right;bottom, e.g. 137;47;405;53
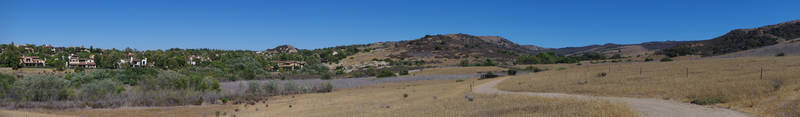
661;20;800;57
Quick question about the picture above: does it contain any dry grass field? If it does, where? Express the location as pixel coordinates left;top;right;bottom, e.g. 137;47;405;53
5;78;636;117
498;56;800;117
233;78;635;117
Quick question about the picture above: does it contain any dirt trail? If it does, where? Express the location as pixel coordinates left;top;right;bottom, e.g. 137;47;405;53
473;78;753;117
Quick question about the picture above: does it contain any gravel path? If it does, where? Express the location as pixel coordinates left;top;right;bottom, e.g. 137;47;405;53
474;78;754;117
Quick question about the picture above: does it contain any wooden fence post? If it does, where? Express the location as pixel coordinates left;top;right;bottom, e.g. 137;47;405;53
639;66;642;75
760;66;764;80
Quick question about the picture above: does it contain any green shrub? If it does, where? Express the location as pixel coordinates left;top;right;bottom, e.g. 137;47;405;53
321;73;332;80
398;70;409;75
660;58;673;62
455;79;464;82
644;58;654;62
0;73;15;97
525;66;544;72
691;96;726;105
115;67;158;85
459;59;470;67
366;67;377;76
376;70;396;78
480;59;496;66
79;79;124;100
69;70;113;87
209;77;221;92
776;53;785;57
507;70;517;75
598;72;607;77
480;72;499;79
14;75;71;101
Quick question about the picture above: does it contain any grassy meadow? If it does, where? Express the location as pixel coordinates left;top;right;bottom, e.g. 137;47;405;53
499;56;800;116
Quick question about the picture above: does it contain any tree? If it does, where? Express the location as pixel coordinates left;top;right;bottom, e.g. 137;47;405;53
225;56;266;80
1;42;21;69
459;59;470;66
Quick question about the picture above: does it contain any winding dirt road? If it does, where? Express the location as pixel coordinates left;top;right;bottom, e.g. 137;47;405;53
473;78;753;117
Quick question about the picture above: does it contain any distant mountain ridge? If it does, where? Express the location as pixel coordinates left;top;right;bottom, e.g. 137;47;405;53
386;34;534;62
660;20;800;57
261;19;800;66
541;41;691;57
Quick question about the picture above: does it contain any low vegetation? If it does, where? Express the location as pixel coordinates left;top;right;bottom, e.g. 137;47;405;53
0;68;334;109
498;56;800;116
660;57;673;62
221;79;636;117
690;96;726;105
776;52;785;57
376;70;397;78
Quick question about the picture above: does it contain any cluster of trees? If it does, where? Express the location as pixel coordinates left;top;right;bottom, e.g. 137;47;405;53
0;43;375;81
516;52;579;64
0;69;221;107
516;52;623;65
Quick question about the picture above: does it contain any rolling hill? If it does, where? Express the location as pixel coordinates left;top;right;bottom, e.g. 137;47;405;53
660;20;800;57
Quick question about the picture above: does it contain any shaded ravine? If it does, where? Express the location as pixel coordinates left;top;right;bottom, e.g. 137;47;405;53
473;78;753;117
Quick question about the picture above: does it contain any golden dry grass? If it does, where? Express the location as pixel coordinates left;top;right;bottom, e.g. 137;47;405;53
232;78;635;117
498;56;800;117
16;105;236;117
11;78;636;117
411;66;507;76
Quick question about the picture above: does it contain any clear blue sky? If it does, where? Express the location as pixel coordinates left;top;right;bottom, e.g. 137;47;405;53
1;0;799;50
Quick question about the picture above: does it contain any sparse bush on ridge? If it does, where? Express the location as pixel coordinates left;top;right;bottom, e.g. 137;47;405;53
776;52;785;57
459;59;470;66
376;70;396;78
525;66;544;72
690;96;726;105
507;69;517;75
399;70;409;76
660;58;673;62
644;58;654;62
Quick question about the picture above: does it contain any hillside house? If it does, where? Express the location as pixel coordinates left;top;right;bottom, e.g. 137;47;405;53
67;54;96;68
117;57;149;68
187;55;211;66
273;60;306;71
20;56;46;67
